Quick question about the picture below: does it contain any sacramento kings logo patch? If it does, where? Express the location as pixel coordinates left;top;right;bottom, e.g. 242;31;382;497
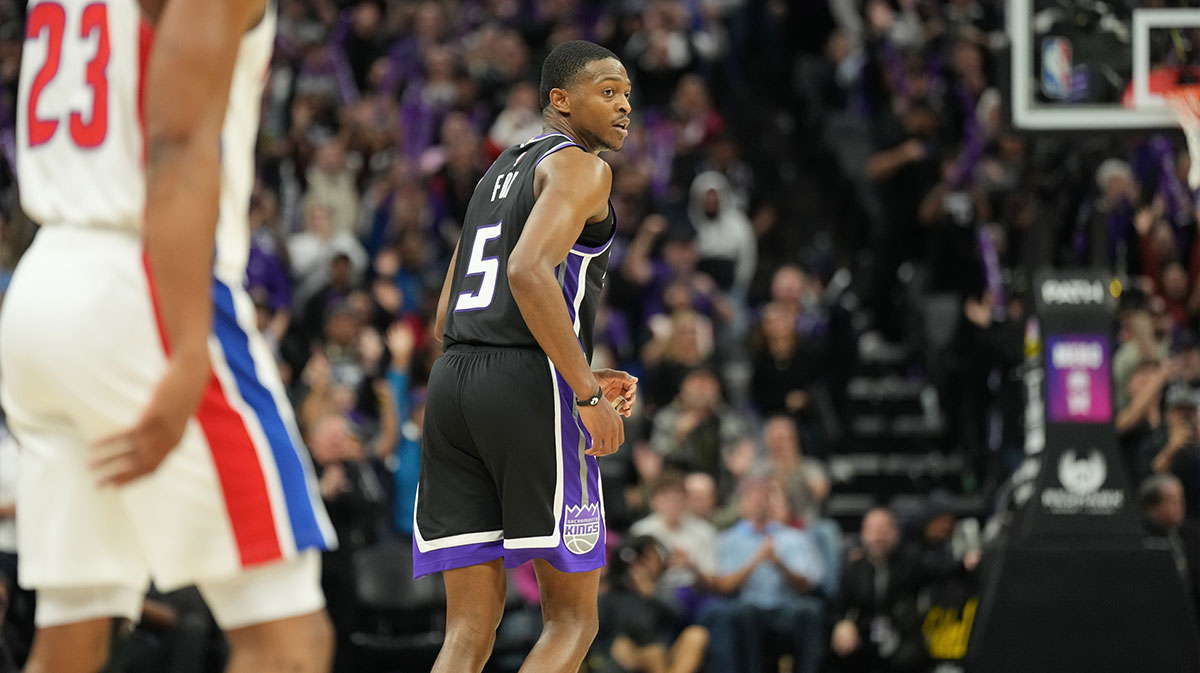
563;503;601;555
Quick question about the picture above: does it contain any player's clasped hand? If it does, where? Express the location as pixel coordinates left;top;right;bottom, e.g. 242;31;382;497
580;400;624;457
594;368;637;418
582;369;636;457
90;362;206;488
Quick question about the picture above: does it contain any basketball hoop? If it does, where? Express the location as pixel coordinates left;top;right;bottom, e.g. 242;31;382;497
1164;83;1200;190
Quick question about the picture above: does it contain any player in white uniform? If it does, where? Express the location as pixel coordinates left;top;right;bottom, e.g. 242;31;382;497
0;1;335;672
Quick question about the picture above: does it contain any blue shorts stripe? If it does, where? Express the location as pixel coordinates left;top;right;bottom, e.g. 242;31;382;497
211;278;328;552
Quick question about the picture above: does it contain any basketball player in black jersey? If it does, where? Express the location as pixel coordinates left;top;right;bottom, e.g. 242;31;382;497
415;41;638;673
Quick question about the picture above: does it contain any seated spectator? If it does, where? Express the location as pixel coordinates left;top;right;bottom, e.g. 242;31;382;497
911;495;981;580
1112;307;1168;412
486;81;542;152
1143;385;1200;514
630;471;719;618
305;137;360;236
289;201;368;305
649;368;749;499
684;471;719;525
750;302;828;455
759;415;843;598
701;472;825;673
1115;358;1172;479
1073;157;1138;271
688;171;756;297
1172;329;1200;387
760;415;829;527
310;412;388;673
642;308;716;410
623;227;734;331
247;185;292;348
292;252;357;357
1139;473;1199;624
829;508;927;673
590;536;709;673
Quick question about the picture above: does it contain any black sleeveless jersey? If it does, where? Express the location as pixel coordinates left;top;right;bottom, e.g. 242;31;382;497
442;132;616;360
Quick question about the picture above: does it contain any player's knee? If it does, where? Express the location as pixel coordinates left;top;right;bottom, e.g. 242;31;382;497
303;610;336;667
544;608;599;645
24;617;116;673
228;611;334;673
447;610;502;647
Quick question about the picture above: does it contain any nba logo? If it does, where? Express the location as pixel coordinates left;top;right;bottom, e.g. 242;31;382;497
1041;36;1072;101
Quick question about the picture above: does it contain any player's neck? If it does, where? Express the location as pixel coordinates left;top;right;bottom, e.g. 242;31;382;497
542;118;594;154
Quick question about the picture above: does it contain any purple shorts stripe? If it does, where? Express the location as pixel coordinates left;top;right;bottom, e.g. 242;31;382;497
554;370;606;567
412;538;505;579
560;254;584;327
503;544;606;573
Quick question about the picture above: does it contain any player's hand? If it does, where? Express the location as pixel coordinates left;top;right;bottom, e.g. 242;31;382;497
579;399;624;457
90;357;209;488
594;368;637;417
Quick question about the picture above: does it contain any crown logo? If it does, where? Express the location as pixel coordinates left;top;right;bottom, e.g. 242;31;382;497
565;503;600;520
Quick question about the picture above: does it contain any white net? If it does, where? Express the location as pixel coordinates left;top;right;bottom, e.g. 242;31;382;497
1165;84;1200;190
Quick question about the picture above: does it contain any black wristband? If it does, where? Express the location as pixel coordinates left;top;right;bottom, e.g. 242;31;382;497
576;386;602;407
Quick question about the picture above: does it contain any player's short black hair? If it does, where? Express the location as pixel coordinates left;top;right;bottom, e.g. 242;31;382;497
539;40;620;110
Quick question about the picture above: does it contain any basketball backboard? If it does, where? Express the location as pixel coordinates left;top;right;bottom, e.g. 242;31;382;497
1009;0;1200;130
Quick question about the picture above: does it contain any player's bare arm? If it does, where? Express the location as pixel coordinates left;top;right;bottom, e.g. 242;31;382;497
509;148;624;455
92;0;270;487
434;241;461;342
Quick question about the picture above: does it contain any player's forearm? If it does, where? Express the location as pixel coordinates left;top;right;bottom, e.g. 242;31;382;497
433;243;459;342
143;138;217;368
143;0;256;369
510;265;598;399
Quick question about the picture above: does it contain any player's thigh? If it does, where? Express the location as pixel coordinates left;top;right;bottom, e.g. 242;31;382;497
118;423;251;591
462;350;608;569
34;586;145;628
0;227;166;440
459;349;562;541
195;549;325;631
441;558;507;628
5;415;149;599
532;558;600;624
413;352;505;574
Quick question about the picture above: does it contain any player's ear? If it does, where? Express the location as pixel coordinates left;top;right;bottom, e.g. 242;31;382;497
549;87;570;116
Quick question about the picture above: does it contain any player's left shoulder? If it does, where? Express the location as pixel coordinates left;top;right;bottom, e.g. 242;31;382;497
545;145;610;182
537;145;612;200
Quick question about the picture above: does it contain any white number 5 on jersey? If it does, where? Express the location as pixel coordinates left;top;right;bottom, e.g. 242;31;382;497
454;221;503;312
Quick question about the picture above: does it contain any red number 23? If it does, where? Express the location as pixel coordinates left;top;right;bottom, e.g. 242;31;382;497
26;2;110;148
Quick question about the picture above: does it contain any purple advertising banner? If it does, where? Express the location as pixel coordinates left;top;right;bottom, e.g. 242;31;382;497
1045;334;1112;424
